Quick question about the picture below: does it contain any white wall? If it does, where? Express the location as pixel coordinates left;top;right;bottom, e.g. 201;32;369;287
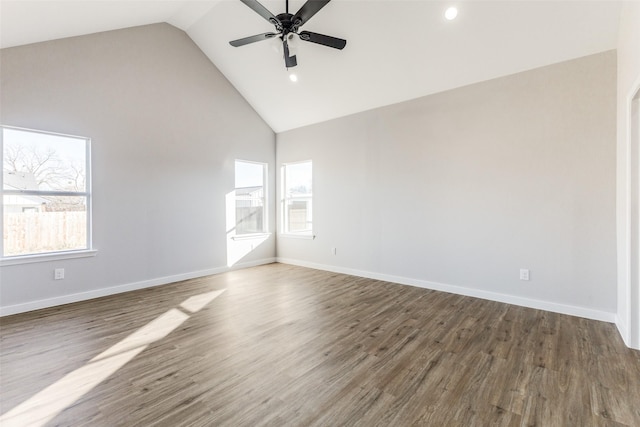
277;51;617;321
616;1;640;349
0;24;276;314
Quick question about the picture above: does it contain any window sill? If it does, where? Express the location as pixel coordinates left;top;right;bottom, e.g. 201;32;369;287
280;233;315;240
0;249;98;266
230;233;272;241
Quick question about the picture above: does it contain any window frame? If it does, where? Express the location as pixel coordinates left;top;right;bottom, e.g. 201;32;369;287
233;159;268;238
1;125;95;264
281;160;314;238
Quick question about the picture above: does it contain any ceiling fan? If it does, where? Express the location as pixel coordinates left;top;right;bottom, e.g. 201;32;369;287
229;0;346;68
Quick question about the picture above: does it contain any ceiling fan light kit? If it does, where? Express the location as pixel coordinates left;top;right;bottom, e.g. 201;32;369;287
230;0;347;69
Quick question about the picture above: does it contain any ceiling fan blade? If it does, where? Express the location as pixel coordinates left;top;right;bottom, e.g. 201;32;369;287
292;0;331;27
283;38;298;68
298;31;346;50
229;32;278;47
239;0;282;28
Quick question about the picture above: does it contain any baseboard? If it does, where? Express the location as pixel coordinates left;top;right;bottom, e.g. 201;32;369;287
615;315;631;347
2;256;619;328
0;257;276;317
277;257;617;324
615;315;640;350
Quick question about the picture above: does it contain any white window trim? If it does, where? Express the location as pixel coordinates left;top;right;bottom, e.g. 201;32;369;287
1;125;94;260
231;232;272;241
279;233;315;240
0;249;97;266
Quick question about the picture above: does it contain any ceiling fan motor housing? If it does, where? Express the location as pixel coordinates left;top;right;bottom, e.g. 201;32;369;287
275;13;301;34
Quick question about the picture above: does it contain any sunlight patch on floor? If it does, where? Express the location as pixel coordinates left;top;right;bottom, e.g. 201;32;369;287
0;289;226;427
180;289;226;313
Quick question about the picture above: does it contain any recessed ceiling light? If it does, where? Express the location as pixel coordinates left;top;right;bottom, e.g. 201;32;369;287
445;6;458;20
289;73;298;82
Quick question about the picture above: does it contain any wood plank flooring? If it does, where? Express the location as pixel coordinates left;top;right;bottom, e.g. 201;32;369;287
1;263;639;426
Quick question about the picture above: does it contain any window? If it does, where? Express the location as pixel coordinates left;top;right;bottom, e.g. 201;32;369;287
282;161;312;236
2;126;92;258
234;160;267;235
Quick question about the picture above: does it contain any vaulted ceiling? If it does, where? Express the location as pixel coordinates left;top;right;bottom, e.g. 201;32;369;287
0;1;622;132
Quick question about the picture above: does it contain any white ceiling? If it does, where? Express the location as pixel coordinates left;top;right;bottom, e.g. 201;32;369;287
0;0;623;132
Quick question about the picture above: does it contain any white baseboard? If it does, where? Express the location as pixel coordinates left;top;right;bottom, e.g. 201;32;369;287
615;315;640;350
0;258;276;317
615;315;631;347
2;256;620;330
277;257;617;324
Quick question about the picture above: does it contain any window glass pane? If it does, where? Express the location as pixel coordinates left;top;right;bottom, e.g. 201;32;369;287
283;161;312;235
235;160;266;234
3;128;87;192
284;162;312;196
287;199;312;232
236;198;264;234
235;161;263;188
3;195;87;256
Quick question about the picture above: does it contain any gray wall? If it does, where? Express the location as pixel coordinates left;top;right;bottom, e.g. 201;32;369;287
0;23;276;312
277;51;617;317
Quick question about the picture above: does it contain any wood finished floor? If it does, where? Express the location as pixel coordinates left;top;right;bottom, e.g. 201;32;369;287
1;263;639;426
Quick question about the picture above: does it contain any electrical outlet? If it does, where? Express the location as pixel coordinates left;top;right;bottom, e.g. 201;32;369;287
54;268;65;280
519;269;530;281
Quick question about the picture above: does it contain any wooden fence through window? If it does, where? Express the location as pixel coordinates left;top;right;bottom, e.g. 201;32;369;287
3;212;87;256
